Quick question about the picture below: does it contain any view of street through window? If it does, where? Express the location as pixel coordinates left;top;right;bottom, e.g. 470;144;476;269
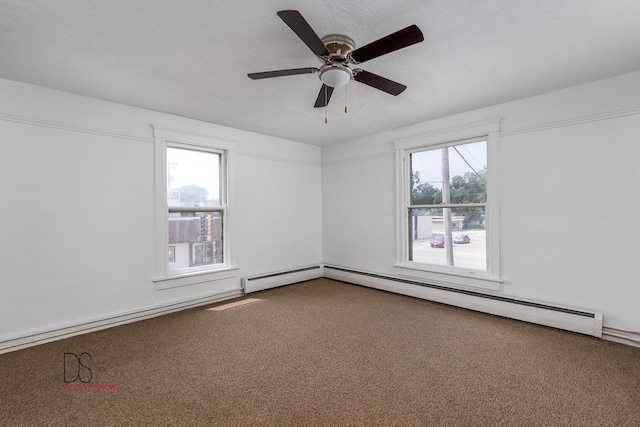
411;229;486;270
408;139;487;271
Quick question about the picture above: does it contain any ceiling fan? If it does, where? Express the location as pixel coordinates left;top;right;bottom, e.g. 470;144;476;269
248;10;424;108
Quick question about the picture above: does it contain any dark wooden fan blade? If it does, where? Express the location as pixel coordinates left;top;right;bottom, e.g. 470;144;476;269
350;25;424;63
277;10;330;57
314;84;334;108
353;70;407;95
248;67;317;79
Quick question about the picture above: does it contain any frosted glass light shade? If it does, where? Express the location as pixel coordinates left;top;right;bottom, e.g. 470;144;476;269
320;67;351;88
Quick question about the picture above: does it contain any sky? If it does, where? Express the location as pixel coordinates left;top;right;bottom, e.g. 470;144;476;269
167;147;221;203
411;140;486;190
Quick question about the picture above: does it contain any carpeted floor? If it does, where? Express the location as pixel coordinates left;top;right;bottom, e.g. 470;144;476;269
2;278;640;426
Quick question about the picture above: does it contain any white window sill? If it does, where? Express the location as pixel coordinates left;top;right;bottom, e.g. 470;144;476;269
153;266;239;290
394;263;502;292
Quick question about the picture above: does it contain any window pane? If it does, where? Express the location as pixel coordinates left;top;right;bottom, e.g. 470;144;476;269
167;147;221;207
409;207;486;270
410;140;487;205
168;211;223;271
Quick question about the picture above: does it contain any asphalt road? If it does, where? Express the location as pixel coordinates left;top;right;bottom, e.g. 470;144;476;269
411;230;486;270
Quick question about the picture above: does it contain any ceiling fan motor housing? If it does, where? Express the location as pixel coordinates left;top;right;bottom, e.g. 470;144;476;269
321;34;356;60
318;34;356;87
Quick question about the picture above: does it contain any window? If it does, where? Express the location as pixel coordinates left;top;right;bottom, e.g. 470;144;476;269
395;122;501;289
409;139;487;269
166;147;223;271
153;127;237;288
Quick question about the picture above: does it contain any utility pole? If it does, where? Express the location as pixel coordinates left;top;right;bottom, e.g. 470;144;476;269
442;147;454;265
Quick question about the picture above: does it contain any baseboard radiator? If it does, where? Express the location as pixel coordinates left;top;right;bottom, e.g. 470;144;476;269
323;265;603;338
242;265;324;293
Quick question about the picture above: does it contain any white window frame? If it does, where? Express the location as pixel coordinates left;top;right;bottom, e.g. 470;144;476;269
152;127;238;290
394;121;502;291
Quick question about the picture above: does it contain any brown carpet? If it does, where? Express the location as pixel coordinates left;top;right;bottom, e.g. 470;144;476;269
2;278;640;426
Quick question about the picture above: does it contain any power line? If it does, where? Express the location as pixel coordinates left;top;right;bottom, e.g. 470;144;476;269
452;146;486;183
461;144;484;169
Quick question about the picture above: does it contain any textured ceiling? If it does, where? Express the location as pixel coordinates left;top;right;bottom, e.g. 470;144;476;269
1;1;640;146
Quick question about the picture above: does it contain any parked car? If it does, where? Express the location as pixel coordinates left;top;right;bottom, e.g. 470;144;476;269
430;234;445;248
454;234;471;244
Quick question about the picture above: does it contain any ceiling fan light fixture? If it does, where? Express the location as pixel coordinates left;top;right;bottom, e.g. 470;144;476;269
319;65;352;88
249;11;424;107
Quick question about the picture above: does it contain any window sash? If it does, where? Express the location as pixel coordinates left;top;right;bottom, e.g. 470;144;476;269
168;210;224;271
169;206;225;213
408;203;486;209
166;143;225;209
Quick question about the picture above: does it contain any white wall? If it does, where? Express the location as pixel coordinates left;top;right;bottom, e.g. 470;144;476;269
2;70;639;349
322;71;640;334
0;78;322;350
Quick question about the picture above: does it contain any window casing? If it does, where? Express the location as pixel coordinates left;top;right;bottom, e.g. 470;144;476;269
395;122;501;290
153;127;237;289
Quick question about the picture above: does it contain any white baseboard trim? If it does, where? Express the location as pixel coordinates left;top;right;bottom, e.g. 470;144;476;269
0;287;242;355
5;265;637;354
602;327;640;348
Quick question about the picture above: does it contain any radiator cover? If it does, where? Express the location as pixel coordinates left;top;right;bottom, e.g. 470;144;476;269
323;265;603;338
242;265;324;293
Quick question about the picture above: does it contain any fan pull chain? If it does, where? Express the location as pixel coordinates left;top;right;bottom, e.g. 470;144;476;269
344;84;348;114
324;85;329;124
